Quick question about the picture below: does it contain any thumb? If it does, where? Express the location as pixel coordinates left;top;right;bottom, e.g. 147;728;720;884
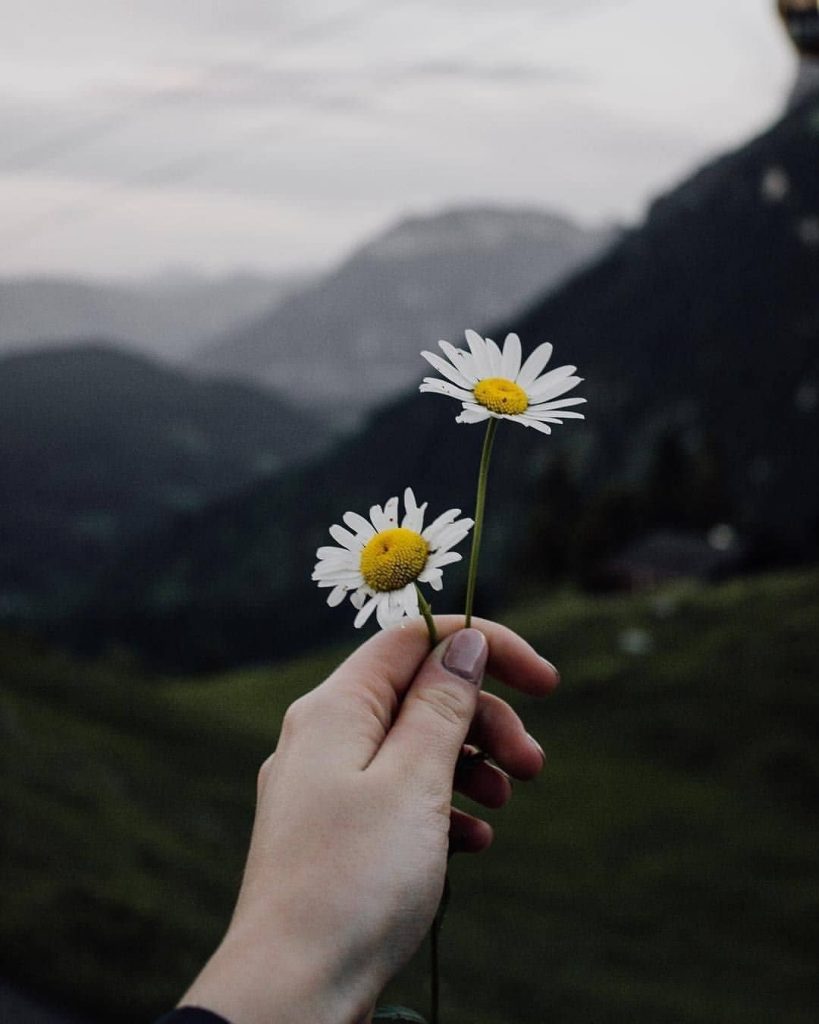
375;628;488;789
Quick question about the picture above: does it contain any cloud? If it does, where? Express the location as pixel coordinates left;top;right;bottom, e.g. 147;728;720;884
0;0;795;277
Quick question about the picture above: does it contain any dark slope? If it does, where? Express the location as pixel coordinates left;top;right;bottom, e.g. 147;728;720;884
81;99;819;670
510;95;819;544
0;345;328;617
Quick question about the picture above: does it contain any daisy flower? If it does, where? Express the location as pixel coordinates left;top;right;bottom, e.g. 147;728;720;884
312;488;473;630
420;329;585;433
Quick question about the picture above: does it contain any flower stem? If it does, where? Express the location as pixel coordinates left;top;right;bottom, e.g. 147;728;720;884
464;418;498;627
415;585;438;647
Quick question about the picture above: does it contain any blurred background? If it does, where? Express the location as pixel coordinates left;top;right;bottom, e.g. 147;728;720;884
1;1;817;1021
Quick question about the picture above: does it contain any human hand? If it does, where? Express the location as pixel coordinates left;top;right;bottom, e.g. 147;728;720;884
180;618;559;1024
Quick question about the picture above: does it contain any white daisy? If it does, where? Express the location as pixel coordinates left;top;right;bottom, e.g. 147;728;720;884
312;488;473;630
420;329;586;434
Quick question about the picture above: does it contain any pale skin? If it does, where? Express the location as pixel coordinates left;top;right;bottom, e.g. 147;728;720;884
180;617;559;1024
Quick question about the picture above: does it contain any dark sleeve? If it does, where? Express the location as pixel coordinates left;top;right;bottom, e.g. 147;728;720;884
154;1008;232;1024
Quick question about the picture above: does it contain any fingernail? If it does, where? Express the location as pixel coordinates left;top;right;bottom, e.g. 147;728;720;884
442;629;488;686
541;657;560;684
527;732;546;764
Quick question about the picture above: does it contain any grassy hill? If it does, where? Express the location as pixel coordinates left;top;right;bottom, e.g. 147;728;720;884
1;569;818;1022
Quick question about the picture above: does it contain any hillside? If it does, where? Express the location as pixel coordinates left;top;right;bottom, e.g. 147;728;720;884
192;206;613;423
0;271;307;362
0;345;328;618
82;96;819;671
1;569;817;1022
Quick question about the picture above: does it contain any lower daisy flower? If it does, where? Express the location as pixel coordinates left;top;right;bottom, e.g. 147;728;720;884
312;488;473;629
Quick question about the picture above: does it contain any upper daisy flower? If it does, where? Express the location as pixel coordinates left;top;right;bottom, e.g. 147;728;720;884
312;488;473;630
420;329;586;434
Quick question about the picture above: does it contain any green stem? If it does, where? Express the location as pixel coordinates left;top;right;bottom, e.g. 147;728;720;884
415;585;438;648
464;418;498;628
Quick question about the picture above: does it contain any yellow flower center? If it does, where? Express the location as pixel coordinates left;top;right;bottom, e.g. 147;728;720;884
360;527;429;592
473;377;529;415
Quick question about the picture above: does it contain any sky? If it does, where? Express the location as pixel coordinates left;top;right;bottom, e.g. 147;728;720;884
0;0;797;280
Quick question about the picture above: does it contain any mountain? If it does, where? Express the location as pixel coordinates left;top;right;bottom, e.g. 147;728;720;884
0;345;328;618
0;271;309;362
192;206;615;424
73;96;819;670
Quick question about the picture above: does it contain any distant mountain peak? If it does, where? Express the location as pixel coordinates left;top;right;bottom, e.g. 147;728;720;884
192;202;614;423
357;205;587;261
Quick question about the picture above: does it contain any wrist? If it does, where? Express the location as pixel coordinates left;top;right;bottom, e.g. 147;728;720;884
181;921;372;1024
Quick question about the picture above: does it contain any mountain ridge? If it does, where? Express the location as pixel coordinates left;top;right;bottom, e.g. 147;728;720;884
0;271;309;362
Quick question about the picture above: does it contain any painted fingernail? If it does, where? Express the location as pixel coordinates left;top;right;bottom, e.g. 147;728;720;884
442;629;488;686
527;732;546;764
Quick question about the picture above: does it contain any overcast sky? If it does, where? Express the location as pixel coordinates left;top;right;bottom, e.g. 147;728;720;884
0;0;796;280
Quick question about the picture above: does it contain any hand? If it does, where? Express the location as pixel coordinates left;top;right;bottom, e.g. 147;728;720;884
180;618;558;1024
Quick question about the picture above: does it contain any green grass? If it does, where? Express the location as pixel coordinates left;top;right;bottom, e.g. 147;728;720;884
1;569;818;1022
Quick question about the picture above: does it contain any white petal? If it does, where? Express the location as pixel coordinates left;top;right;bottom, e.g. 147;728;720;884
501;333;522;379
369;504;385;531
439;340;479;383
417;564;436;583
420;378;475;402
528;396;587;412
455;404;491;424
315;545;353;562
313;569;361;584
465;330;491;377
402;488;427;532
526;408;586;421
420;350;473;389
516;416;552;434
329;524;362;551
376;594;397;629
484;337;503;375
354;595;380;629
516;342;553;388
326;586;347;607
427;550;462;569
433;523;473;552
526;365;578;398
382;495;399;527
422;508;462;545
401;584;420;617
342;511;376;538
528;375;583;403
350;587;369;610
370;497;399;532
427;572;444;591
